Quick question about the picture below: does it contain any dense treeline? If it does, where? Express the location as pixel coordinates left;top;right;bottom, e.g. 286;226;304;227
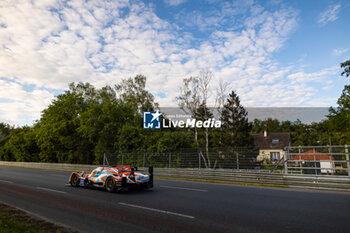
1;60;350;164
0;76;215;164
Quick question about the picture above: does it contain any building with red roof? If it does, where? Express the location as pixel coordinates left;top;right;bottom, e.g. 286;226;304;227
292;149;335;174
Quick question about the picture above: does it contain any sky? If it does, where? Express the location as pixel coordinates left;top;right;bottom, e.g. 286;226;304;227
0;0;349;126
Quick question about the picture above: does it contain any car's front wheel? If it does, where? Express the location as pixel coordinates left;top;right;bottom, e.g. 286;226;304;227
105;176;116;192
70;173;80;187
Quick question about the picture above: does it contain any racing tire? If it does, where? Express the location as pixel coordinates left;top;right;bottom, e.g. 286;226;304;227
70;173;80;187
105;176;116;192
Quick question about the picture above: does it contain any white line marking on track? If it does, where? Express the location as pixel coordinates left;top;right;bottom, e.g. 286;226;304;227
0;179;13;183
160;185;208;192
36;187;67;194
119;202;195;219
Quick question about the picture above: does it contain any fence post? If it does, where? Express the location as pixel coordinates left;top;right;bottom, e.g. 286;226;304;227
313;147;318;175
199;152;201;170
122;154;124;165
236;152;239;170
284;147;288;174
103;152;109;166
298;147;301;174
345;145;350;177
298;145;302;174
169;152;171;168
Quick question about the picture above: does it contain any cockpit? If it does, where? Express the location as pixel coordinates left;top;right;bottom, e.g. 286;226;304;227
91;167;103;174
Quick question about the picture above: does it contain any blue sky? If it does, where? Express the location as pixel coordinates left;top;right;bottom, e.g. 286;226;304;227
0;0;349;126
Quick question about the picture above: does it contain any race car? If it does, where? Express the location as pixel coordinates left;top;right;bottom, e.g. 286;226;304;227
68;165;153;192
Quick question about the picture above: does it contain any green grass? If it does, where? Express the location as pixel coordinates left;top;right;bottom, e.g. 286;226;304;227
0;208;46;233
0;203;77;233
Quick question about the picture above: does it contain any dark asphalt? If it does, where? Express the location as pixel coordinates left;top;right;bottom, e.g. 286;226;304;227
0;166;350;233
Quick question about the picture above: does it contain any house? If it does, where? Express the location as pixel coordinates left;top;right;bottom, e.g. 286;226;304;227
253;131;291;162
292;149;335;174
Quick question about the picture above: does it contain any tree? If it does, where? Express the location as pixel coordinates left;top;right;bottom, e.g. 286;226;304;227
341;60;350;77
0;123;13;140
197;70;213;167
328;85;350;132
194;103;214;167
176;76;202;157
216;79;229;115
78;99;139;164
220;91;252;148
36;84;92;163
250;118;281;133
320;60;350;145
176;70;214;168
115;75;158;113
5;126;40;162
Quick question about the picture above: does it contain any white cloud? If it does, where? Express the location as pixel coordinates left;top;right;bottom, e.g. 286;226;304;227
0;0;338;126
164;0;188;6
318;4;341;25
286;67;338;84
0;79;53;126
332;48;348;56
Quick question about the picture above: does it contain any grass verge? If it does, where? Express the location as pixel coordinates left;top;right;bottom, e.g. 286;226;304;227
0;203;78;233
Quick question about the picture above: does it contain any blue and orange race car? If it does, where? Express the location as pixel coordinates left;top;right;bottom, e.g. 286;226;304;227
68;165;153;192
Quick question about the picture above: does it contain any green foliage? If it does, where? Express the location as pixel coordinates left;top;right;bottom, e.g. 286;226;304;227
328;85;350;132
36;88;89;163
0;76;164;164
340;60;350;77
220;91;253;148
249;117;350;146
194;103;213;121
115;75;158;112
117;124;146;151
251;118;282;133
0;127;40;162
0;122;13;140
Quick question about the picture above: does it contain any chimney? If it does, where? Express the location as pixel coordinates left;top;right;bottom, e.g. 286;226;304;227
264;130;267;137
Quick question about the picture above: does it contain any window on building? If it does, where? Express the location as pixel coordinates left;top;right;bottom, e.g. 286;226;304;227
270;152;280;161
272;139;279;143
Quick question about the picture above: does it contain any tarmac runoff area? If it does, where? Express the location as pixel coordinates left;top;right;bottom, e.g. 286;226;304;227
0;166;350;233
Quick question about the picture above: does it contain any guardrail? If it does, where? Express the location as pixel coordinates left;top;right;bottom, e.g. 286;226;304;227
1;161;350;191
0;161;97;172
154;168;350;191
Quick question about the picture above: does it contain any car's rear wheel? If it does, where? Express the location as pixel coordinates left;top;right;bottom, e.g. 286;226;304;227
105;176;116;192
70;173;79;187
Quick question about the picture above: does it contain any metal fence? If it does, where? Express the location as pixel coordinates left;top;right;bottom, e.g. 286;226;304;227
103;147;260;170
103;145;350;176
284;145;350;176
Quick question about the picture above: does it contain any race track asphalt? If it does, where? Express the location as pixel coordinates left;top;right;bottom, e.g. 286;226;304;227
0;166;350;233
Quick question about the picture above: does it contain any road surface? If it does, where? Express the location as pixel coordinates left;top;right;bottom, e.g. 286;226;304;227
0;166;349;233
